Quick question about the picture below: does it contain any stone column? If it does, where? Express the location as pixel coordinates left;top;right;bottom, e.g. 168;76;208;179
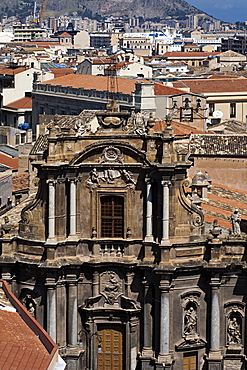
161;180;171;243
210;275;221;350
141;277;153;358
208;274;222;369
47;179;56;240
145;177;154;242
158;278;172;367
69;178;77;238
46;278;56;342
67;274;78;346
130;317;139;370
92;271;99;297
56;277;66;348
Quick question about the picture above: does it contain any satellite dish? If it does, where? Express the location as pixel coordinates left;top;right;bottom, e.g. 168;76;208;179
213;110;223;119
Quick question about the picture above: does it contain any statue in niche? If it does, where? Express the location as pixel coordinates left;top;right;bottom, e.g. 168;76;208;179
21;294;36;318
231;209;241;235
184;305;197;335
227;317;242;345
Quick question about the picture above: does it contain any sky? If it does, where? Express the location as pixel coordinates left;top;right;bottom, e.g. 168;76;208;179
186;0;247;23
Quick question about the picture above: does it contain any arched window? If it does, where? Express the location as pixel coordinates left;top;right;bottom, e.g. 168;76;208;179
101;196;124;238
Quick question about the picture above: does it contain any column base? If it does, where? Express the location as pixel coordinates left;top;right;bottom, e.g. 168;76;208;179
145;235;154;242
207;349;222;370
45;237;57;244
161;239;171;246
67;234;78;241
157;353;172;365
140;347;154;358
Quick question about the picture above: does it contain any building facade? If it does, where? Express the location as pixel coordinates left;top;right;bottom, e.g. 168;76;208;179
0;105;246;370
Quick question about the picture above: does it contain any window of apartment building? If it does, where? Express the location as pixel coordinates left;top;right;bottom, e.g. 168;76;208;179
208;103;215;116
101;196;124;238
230;102;236;118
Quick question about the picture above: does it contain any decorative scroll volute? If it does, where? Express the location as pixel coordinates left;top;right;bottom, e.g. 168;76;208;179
178;177;204;227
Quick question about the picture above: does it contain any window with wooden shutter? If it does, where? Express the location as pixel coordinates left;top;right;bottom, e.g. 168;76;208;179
101;196;124;238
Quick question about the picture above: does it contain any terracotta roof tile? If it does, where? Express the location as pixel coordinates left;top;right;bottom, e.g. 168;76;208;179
43;74;187;96
173;77;247;93
12;173;29;193
43;74;148;94
0;154;18;171
0;280;58;370
58;32;72;37
50;68;75;78
154;83;186;95
0;66;27;76
162;51;220;58
5;97;32;109
154;119;210;135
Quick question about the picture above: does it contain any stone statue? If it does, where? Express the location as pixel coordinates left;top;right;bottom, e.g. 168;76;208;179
227;317;241;345
103;273;121;305
27;302;35;317
184;306;197;334
86;168;100;188
231;209;241;235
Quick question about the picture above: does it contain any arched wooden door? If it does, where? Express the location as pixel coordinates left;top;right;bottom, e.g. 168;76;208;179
97;324;124;370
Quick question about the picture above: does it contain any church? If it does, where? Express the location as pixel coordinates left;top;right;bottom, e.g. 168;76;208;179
0;102;246;370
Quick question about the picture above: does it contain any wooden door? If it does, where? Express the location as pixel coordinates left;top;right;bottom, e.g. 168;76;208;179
97;325;124;370
183;352;197;370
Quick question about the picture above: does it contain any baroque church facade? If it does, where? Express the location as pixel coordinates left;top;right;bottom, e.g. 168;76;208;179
0;103;246;370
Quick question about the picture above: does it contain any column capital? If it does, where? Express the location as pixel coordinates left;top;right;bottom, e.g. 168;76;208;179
46;178;56;185
45;277;56;287
145;175;153;184
159;279;170;292
161;179;171;187
66;274;78;285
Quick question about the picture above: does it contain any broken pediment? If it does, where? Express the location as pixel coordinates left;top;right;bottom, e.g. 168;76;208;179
69;141;150;166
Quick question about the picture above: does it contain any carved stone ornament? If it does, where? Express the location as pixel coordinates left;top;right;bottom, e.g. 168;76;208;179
225;302;245;347
178;177;204;227
21;294;36;318
176;291;206;350
100;146;123;164
86;168;136;190
100;271;122;305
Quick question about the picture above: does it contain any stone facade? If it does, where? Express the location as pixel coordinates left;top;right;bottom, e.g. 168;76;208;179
0;105;246;370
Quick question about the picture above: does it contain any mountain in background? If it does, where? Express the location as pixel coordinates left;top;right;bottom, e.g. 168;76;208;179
1;0;216;23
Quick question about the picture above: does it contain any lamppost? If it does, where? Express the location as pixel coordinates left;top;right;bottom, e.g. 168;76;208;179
78;328;102;370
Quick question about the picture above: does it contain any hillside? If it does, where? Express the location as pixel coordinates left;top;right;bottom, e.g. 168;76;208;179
1;0;212;22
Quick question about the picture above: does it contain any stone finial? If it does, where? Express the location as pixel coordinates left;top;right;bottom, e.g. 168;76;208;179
209;219;222;240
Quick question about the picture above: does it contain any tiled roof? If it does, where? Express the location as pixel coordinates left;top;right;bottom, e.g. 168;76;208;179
207;74;243;79
172;77;247;93
42;74;186;96
43;74;148;94
50;68;75;78
5;97;32;109
0;280;58;370
0;154;18;171
162;52;220;58
202;182;247;230
154;83;186;95
12;173;29;193
0;66;27;76
25;42;61;47
91;58;114;65
58;32;72;37
153;120;208;135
